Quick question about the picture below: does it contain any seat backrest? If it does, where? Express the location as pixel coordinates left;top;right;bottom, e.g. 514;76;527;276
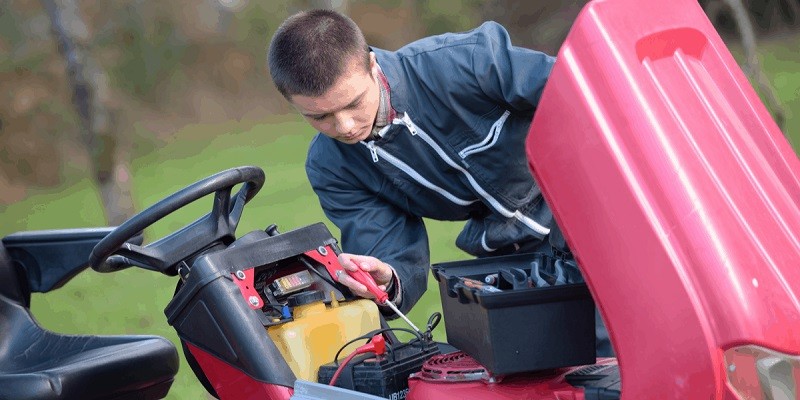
0;242;29;307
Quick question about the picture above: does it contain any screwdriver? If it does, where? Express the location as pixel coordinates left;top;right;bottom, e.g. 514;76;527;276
340;266;422;335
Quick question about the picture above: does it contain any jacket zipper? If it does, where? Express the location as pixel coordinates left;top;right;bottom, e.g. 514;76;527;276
360;141;477;207
396;112;551;236
459;110;511;158
481;231;497;252
367;141;379;162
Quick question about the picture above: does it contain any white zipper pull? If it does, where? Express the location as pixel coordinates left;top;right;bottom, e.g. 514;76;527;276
402;113;417;136
367;141;379;162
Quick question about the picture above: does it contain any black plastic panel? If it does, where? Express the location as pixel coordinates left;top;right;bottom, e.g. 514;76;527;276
2;228;126;293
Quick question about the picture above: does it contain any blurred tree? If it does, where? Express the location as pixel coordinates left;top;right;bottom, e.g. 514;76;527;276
415;0;481;38
706;0;800;34
41;0;135;225
755;0;800;31
482;0;787;133
479;0;587;55
1;0;797;210
0;2;67;205
347;1;426;50
309;0;350;13
704;0;787;132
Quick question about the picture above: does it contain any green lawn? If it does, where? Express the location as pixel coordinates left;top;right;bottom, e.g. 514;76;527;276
2;36;799;399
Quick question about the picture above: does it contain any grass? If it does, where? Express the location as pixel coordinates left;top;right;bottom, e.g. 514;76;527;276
2;35;799;399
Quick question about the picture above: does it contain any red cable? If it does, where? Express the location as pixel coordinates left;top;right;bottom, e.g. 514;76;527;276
329;351;359;387
328;334;386;387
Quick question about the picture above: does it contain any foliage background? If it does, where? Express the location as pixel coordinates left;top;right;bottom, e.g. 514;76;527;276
1;0;799;398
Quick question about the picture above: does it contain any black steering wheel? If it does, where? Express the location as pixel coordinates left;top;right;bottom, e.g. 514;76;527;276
89;166;265;275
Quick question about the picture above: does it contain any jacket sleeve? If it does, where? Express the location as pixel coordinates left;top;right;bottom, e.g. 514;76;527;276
470;21;556;113
306;154;430;316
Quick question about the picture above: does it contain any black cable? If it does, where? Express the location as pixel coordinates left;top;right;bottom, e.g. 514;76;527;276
333;327;423;365
333;327;421;364
423;312;442;341
262;302;286;312
298;255;338;288
427;312;442;331
379;314;400;345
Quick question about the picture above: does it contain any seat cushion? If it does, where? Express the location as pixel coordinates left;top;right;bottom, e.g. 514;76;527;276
0;301;179;400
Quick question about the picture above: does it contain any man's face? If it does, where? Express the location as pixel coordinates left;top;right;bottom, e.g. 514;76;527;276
290;53;381;144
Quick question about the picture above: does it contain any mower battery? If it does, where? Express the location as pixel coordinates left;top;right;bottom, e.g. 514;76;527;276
317;339;440;399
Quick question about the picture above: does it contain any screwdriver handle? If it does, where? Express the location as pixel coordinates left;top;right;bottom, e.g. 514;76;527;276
345;267;389;304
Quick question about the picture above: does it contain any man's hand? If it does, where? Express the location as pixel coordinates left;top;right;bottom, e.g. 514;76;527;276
336;253;394;300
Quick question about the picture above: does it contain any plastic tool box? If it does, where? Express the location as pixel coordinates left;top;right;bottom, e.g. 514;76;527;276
432;253;596;375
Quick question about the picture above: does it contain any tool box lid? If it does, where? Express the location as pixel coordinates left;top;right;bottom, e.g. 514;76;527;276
432;253;591;309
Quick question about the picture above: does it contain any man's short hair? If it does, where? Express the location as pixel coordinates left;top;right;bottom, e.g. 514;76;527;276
268;9;370;99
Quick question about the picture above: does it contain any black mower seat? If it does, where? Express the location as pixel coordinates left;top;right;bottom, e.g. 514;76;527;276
0;232;179;400
0;305;179;400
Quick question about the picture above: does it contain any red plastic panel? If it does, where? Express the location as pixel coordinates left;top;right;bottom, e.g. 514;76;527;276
406;361;618;400
303;245;343;280
231;268;262;310
526;0;800;398
407;376;584;400
186;343;294;400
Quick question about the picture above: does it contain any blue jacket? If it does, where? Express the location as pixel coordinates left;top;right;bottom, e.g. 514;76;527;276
305;22;556;313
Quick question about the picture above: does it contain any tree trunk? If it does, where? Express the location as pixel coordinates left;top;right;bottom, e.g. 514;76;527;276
42;0;135;225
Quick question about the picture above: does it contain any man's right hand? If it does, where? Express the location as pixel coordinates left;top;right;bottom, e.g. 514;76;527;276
335;253;394;300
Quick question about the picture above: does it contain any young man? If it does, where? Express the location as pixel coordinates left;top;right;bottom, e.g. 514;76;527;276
268;9;612;356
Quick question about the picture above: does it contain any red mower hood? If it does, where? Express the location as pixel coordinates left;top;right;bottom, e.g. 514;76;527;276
526;0;800;398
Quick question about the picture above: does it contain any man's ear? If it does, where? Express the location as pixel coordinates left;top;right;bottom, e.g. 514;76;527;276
369;52;378;77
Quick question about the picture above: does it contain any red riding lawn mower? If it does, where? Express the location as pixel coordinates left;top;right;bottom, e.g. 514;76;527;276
2;0;799;399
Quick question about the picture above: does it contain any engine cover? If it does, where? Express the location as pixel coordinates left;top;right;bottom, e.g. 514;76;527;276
406;352;618;400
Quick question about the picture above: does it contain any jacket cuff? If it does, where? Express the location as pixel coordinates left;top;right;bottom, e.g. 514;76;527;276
378;264;402;317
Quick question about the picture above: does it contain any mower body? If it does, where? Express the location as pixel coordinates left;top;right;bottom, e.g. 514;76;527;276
523;0;800;398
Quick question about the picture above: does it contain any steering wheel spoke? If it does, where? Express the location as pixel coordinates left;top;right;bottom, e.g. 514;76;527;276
115;243;166;272
212;187;233;226
227;183;251;232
